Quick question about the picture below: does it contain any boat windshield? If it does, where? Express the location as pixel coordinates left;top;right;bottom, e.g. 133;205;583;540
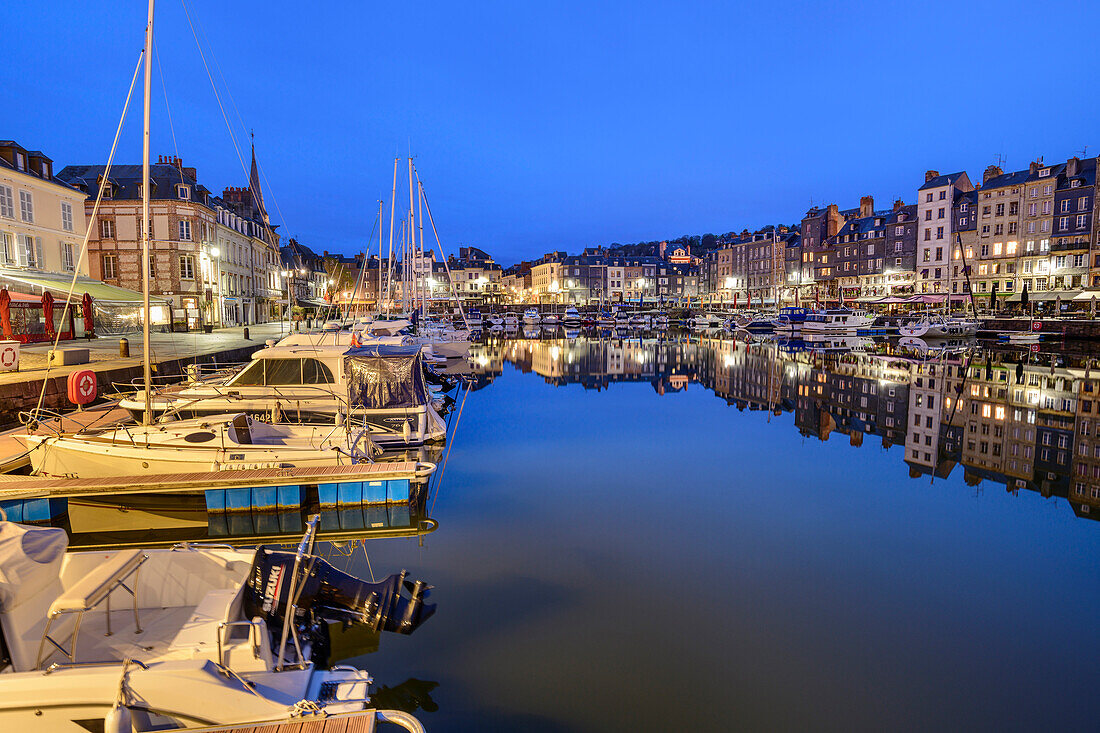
229;358;335;386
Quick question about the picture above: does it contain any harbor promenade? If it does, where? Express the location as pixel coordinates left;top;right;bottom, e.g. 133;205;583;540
0;321;292;428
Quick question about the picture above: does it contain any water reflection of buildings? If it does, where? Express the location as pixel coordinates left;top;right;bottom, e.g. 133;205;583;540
496;336;1100;523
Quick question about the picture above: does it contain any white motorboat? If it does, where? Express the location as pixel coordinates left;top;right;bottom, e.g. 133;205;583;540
522;308;541;325
485;313;504;327
898;314;978;338
117;345;448;446
562;306;582;327
502;312;520;326
596;311;615;328
541;313;560;327
629;313;650;328
462;308;484;329
799;308;875;334
0;517;432;732
691;313;724;330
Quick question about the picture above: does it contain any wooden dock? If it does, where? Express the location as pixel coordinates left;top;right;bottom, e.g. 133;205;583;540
0;461;434;501
181;709;425;733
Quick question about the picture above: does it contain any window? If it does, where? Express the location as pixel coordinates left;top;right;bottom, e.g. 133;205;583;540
60;242;74;272
102;253;117;278
937;207;945;219
0;186;13;218
924;228;931;241
1078;196;1088;211
179;254;195;280
100;218;114;239
18;191;33;223
926;193;933;203
179;220;192;241
149;257;157;277
1077;214;1087;228
925;210;932;221
176;184;190;200
1061;199;1070;213
61;201;73;232
0;232;12;264
936;226;944;239
20;235;40;268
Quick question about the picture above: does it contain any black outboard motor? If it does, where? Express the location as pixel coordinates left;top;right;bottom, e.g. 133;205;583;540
243;547;435;638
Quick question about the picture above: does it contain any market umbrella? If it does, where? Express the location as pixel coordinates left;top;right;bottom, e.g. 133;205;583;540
1055;295;1062;315
0;289;11;341
989;282;998;313
1092;296;1097;319
1020;283;1029;310
81;292;94;335
41;291;55;338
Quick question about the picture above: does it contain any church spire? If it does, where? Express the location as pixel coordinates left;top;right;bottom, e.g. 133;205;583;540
248;131;269;226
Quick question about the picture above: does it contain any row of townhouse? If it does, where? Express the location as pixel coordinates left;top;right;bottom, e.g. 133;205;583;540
55;146;283;329
500;248;699;305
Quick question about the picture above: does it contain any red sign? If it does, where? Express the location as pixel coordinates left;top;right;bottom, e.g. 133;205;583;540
1032;321;1042;331
67;370;97;406
0;344;17;369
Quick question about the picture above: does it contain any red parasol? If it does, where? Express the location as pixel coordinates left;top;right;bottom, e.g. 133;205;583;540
41;291;55;338
81;292;94;336
0;289;11;341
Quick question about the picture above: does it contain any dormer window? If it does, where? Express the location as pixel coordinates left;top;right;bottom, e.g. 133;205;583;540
1039;168;1050;177
1071;180;1081;188
14;152;24;171
177;184;190;200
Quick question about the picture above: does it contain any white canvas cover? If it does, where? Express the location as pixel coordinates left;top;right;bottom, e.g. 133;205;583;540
0;522;67;611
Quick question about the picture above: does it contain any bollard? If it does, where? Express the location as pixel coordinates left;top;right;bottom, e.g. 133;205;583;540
119;338;129;357
243;327;250;340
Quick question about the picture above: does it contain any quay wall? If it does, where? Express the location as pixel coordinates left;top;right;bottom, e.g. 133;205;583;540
979;318;1100;340
0;343;263;429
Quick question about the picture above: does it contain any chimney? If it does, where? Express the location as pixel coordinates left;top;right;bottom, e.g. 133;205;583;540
925;170;939;183
860;195;874;218
1029;160;1039;174
182;166;197;181
893;198;904;212
826;204;841;237
983;165;1003;184
1067;156;1080;177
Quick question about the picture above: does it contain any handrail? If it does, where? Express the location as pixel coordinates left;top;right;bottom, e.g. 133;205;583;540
275;514;320;671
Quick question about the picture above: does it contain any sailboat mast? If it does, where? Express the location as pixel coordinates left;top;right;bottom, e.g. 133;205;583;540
141;0;155;426
377;199;383;319
386;158;398;315
407;157;415;316
418;182;426;316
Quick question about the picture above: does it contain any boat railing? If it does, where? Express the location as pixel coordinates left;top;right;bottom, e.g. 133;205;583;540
275;514;321;671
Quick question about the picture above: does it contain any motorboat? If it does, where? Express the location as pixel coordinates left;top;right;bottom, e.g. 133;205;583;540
898;314;979;338
613;311;632;327
0;516;432;732
731;312;775;334
562;307;582;327
799;308;875;334
629;313;650;329
116;345;448;446
772;307;809;336
596;311;615;328
485;312;504;327
502;312;520;326
462;308;483;329
653;313;670;329
1002;331;1041;344
691;313;724;330
541;312;560;327
522;308;541;325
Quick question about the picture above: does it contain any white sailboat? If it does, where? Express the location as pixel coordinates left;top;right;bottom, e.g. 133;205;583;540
0;516;431;732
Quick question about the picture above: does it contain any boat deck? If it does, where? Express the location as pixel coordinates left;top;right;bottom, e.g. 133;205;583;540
0;402;130;473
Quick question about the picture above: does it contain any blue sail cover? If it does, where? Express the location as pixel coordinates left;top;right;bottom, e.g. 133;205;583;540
344;346;431;409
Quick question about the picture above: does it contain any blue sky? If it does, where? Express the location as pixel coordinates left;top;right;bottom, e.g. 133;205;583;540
6;0;1100;264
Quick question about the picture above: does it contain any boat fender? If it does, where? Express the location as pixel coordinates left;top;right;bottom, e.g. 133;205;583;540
402;420;411;443
104;703;131;733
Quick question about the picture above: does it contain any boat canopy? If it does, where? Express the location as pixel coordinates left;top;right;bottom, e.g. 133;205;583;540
0;522;67;610
345;345;430;409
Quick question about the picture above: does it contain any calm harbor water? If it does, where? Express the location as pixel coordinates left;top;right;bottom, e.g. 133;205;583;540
336;334;1100;732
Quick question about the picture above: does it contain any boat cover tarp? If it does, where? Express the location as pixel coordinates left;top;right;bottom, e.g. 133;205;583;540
0;522;67;610
344;345;430;409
